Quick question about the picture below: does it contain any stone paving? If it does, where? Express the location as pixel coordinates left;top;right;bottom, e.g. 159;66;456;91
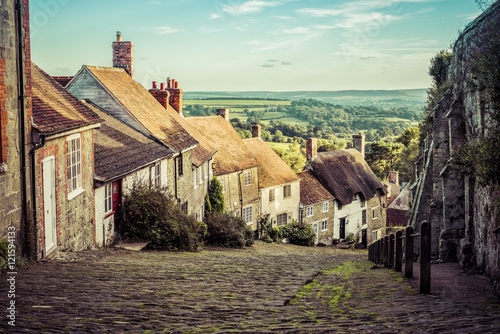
1;242;499;333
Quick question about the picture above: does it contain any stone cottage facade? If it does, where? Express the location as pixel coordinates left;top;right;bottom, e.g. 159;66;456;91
31;63;102;258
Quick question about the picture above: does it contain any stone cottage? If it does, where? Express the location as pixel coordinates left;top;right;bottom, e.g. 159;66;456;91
186;110;260;231
296;170;335;245
243;124;301;229
31;63;102;258
305;139;387;246
84;101;175;246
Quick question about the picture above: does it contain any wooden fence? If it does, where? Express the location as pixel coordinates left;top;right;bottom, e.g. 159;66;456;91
368;221;432;294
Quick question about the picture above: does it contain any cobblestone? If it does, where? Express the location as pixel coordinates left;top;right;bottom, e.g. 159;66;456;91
1;242;499;333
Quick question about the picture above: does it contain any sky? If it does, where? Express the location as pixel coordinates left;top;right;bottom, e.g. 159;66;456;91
30;0;482;92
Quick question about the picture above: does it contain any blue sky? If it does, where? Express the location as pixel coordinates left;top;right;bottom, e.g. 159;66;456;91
30;0;481;91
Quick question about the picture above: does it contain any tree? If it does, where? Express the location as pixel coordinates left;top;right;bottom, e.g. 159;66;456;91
429;50;453;88
395;127;420;183
366;141;404;180
205;177;224;215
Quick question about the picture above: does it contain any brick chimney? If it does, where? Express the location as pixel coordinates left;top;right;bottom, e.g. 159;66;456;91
390;170;399;185
217;108;230;121
306;138;317;161
149;81;171;111
252;124;261;138
112;31;134;78
165;77;183;116
352;133;366;158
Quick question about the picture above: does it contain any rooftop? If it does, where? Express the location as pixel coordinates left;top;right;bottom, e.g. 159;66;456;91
296;170;334;206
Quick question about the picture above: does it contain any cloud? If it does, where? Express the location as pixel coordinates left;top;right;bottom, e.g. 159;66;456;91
276;15;293;20
210;13;222;20
267;59;280;62
283;27;310;34
222;0;281;16
157;26;181;34
281;61;292;65
261;64;275;67
296;8;343;17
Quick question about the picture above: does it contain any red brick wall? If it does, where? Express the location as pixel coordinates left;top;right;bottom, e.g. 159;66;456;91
149;88;170;110
112;40;134;78
0;59;7;164
166;88;183;115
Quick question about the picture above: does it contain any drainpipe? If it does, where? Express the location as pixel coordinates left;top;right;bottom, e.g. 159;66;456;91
29;132;46;258
238;171;243;218
16;0;30;258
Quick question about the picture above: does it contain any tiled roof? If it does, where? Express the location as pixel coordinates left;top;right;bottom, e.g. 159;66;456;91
296;170;334;205
51;76;74;87
243;138;299;189
310;149;387;205
186;116;259;175
32;63;101;135
83;66;199;154
387;208;408;227
84;101;175;183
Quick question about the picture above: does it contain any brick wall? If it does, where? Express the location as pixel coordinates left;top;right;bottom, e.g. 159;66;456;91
112;38;134;78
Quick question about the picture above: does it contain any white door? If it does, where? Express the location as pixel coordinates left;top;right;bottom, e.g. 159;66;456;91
312;223;319;244
43;157;57;252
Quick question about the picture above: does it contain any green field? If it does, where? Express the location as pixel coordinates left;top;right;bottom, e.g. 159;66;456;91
183;99;291;107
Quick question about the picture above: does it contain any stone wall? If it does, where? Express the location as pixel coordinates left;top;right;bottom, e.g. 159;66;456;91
409;2;500;293
0;0;33;255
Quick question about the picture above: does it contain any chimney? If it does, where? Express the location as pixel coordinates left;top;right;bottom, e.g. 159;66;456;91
352;133;366;158
149;81;171;111
384;183;392;200
306;138;318;161
252;124;262;139
112;31;134;78
217;108;230;121
390;170;399;185
160;82;165;90
165;78;183;116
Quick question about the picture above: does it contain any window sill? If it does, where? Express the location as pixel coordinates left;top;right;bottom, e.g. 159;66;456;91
68;187;85;201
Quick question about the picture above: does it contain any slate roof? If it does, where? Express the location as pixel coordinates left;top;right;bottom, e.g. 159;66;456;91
296;170;334;206
81;66;208;159
186;116;259;175
243;138;299;189
310;149;386;205
32;63;101;135
83;101;175;184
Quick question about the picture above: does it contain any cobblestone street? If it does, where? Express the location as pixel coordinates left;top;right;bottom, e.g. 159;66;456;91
1;242;499;333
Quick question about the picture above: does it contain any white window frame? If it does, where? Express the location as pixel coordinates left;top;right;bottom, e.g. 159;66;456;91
269;188;275;202
242;205;253;224
151;162;161;188
306;206;313;217
67;134;83;200
199;166;203;185
205;162;209;180
277;213;287;226
283;184;291;198
322;201;329;213
321;219;328;231
372;207;379;219
193;167;198;189
244;170;252;186
104;183;112;214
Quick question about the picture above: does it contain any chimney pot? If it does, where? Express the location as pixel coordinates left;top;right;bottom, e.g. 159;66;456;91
152;81;157;89
306;138;318;161
217;108;230;122
167;78;172;88
390;170;399;185
160;82;165;90
116;31;122;41
174;80;179;89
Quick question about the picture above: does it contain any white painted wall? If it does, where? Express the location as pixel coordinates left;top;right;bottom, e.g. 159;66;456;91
333;193;367;241
260;180;300;226
94;186;115;247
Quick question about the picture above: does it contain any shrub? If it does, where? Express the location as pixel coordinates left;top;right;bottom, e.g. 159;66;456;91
118;182;203;251
205;212;253;248
263;220;316;246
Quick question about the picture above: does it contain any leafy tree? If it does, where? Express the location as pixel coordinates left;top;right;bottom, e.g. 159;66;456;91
205;177;224;215
272;142;306;172
395;127;420;183
366;141;404;180
429;50;453;88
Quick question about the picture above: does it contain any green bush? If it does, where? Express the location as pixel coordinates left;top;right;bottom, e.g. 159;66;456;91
263;220;316;246
205;212;253;248
118;182;203;251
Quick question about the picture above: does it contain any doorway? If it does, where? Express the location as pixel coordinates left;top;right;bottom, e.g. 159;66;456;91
43;156;57;254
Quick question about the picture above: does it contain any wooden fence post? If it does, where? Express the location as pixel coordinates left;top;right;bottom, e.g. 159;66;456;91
389;234;395;268
395;230;403;272
420;221;431;294
383;235;389;267
405;226;414;278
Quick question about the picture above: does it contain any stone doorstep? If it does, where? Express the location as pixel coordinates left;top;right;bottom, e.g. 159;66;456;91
114;241;149;251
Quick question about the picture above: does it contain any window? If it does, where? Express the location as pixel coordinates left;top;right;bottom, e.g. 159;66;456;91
199;166;203;185
151;162;161;187
283;184;291;198
177;154;183;177
372;207;379;219
181;202;188;215
221;177;226;193
193;168;197;189
104;183;112;214
322;202;329;213
205;162;208;179
269;188;275;202
67;134;82;198
277;213;287;226
372;231;378;241
336;200;343;211
243;206;253;224
244;170;252;186
321;219;328;231
306;206;313;217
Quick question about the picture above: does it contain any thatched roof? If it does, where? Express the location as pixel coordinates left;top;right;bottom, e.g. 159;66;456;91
243;138;299;189
310;149;386;205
